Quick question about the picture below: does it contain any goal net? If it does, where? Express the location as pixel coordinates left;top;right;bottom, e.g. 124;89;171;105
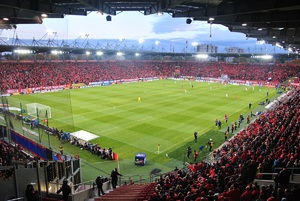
26;103;52;119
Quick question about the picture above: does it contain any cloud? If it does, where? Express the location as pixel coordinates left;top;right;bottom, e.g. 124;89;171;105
0;11;286;53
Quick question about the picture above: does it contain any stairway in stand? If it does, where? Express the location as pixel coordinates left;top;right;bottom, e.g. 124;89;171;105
95;183;155;201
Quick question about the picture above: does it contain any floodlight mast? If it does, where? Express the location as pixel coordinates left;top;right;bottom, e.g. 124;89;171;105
114;38;125;50
70;34;89;48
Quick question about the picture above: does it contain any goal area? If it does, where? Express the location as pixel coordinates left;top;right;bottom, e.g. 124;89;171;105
26;103;52;119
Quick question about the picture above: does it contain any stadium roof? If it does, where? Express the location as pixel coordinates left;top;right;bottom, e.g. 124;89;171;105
0;0;300;53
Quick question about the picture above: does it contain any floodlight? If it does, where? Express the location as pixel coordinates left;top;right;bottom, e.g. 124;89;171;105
196;54;208;59
276;43;283;48
51;50;59;55
14;49;32;54
106;15;112;21
261;55;273;60
186;18;192;24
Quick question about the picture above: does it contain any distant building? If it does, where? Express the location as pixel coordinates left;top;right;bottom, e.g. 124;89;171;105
196;44;218;53
225;47;245;53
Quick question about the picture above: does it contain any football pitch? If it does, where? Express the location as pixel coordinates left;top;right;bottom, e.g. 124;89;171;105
5;79;277;181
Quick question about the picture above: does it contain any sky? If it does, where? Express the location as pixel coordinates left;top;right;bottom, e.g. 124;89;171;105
0;11;287;53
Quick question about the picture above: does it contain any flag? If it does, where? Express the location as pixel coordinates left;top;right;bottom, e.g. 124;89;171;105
113;152;119;161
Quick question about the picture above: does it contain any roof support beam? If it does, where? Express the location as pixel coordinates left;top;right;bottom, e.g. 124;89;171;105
0;0;87;16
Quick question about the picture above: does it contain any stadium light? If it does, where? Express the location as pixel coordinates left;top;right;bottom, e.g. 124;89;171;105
135;53;140;56
276;43;283;49
3;17;9;21
86;51;91;55
192;42;198;46
41;13;48;18
96;51;103;55
117;52;123;56
251;55;273;59
196;54;208;59
186;18;192;24
155;41;160;45
14;49;33;54
261;55;273;60
106;15;112;21
51;50;63;55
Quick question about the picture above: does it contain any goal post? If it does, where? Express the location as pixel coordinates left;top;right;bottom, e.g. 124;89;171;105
26;103;52;119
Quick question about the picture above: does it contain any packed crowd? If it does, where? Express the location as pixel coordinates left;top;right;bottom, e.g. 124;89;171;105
179;63;300;84
149;88;300;201
0;140;33;166
1;61;300;200
0;61;300;90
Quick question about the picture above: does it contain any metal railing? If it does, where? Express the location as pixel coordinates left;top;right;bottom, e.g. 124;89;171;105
7;198;24;201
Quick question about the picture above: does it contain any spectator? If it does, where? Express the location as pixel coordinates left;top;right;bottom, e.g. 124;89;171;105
57;180;71;201
25;184;39;201
223;183;241;201
95;176;105;196
278;167;291;188
111;168;123;189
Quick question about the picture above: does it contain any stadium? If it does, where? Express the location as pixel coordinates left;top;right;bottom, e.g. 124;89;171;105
0;1;300;201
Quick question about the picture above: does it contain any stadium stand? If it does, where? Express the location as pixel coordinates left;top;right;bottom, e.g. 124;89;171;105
0;61;299;201
0;139;33;166
1;61;300;91
95;183;155;201
145;88;300;201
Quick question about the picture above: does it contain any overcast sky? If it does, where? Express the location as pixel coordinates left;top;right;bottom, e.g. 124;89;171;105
0;11;286;53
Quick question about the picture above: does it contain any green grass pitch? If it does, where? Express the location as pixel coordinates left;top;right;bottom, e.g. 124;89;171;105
6;79;277;181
